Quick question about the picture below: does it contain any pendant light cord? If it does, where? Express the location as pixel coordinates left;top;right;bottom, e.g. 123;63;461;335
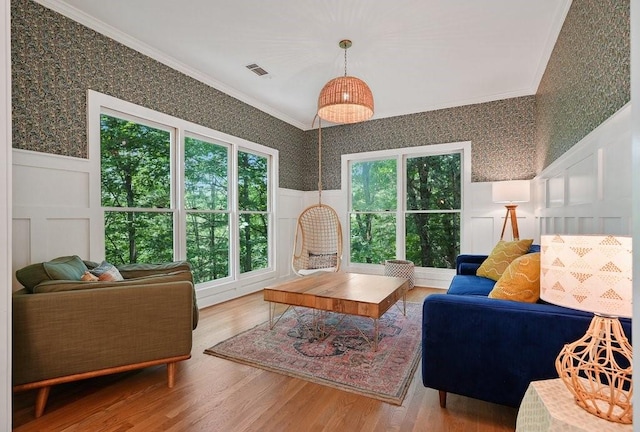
344;46;348;77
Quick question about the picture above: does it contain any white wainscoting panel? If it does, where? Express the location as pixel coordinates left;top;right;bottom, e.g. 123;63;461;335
14;166;89;208
12;149;98;291
470;217;495;253
534;104;632;237
11;219;29;292
46;218;91;259
567;155;594;206
276;188;306;280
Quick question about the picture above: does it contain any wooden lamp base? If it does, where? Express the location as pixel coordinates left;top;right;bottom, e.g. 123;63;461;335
499;205;520;240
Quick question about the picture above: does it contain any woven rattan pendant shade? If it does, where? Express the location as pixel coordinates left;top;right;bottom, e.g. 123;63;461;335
317;76;374;124
317;39;374;124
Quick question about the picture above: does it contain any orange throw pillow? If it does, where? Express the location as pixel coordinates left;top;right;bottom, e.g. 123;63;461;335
489;252;540;303
476;239;533;281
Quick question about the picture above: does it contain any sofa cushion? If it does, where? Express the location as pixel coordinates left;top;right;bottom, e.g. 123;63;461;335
476;239;533;281
16;255;88;292
116;261;192;279
447;274;496;296
489;252;540;303
32;271;194;294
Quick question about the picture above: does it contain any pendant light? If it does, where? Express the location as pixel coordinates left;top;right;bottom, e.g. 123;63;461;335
317;40;374;124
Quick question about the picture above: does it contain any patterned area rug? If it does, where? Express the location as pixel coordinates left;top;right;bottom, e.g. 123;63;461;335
204;302;422;405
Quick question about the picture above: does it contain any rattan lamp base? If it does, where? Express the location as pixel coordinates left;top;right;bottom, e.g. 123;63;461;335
555;315;633;424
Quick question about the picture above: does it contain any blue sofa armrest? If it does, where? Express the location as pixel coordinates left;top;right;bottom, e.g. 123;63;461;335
421;294;631;407
455;255;487;275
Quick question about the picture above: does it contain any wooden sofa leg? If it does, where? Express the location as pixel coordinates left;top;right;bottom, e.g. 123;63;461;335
167;362;176;388
439;390;447;408
35;386;51;418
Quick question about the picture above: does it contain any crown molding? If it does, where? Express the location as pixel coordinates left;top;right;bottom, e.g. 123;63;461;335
32;0;308;131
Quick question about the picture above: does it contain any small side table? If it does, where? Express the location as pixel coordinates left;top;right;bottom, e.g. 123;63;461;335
516;379;633;432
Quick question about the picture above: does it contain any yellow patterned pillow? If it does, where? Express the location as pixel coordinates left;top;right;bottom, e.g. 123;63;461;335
476;239;533;281
489;252;540;303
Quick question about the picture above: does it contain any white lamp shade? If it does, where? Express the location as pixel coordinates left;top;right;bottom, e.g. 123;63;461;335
492;180;530;203
540;235;632;318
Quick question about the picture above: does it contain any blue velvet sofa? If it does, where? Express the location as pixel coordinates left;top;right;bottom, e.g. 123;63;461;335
421;246;632;408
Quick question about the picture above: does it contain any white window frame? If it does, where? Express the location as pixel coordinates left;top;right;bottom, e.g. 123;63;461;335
87;90;279;293
341;141;472;275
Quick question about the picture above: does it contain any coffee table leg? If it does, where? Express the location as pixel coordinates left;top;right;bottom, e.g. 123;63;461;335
403;290;406;316
269;303;291;330
374;319;379;351
269;302;274;329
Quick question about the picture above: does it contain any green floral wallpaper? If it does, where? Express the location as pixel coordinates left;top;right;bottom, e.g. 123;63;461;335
303;96;536;191
12;0;630;192
535;0;630;172
11;0;307;189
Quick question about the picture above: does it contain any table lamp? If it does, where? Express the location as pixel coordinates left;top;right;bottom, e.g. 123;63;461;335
492;180;530;240
540;234;633;424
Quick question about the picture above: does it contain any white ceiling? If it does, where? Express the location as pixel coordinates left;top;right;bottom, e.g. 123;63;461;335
39;0;571;130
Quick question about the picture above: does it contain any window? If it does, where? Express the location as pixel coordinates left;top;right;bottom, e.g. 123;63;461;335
184;136;230;283
345;143;469;270
92;91;277;288
238;150;270;273
350;159;397;264
405;153;461;268
100;114;174;265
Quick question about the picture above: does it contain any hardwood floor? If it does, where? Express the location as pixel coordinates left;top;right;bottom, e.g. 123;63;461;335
12;287;518;431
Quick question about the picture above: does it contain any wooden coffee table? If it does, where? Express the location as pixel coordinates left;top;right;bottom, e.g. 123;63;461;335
263;272;408;350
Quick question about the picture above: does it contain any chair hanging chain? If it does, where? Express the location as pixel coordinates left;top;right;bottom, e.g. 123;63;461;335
318;117;322;205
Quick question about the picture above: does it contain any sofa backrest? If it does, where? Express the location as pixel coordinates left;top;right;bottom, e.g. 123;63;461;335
16;255;88;292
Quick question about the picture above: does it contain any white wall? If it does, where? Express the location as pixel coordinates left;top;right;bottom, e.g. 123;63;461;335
12;150;98;292
631;0;639;423
533;104;632;237
11;104;632;297
1;0;11;427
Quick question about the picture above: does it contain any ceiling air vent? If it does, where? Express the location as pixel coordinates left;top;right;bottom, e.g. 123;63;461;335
246;63;269;77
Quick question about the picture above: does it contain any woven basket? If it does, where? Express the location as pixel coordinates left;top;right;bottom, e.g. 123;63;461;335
384;260;415;290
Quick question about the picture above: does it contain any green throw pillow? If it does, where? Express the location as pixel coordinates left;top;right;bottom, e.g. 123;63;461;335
42;255;88;282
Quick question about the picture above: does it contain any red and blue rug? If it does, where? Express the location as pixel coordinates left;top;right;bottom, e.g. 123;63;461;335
204;302;422;405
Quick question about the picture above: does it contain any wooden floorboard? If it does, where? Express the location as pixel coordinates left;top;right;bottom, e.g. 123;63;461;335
12;286;518;431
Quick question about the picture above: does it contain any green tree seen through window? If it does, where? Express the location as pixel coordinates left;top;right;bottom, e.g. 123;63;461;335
238;151;269;273
349;152;461;269
184;137;230;283
100;114;173;265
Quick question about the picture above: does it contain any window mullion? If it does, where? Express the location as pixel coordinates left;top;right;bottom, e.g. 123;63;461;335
231;147;240;280
397;155;405;260
175;127;186;261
